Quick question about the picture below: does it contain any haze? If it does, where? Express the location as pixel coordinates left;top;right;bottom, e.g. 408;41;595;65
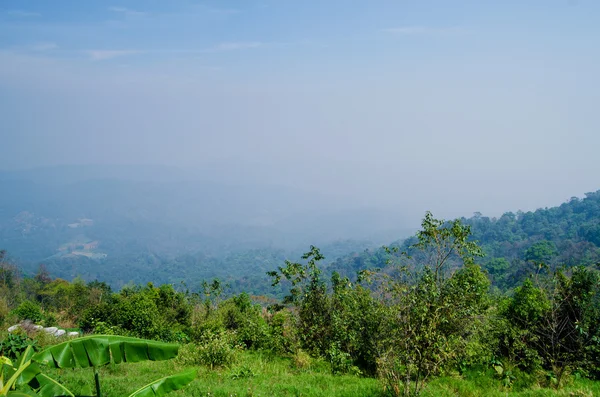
1;0;599;225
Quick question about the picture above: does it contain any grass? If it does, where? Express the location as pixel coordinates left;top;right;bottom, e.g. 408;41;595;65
45;350;383;397
41;351;600;397
422;369;600;397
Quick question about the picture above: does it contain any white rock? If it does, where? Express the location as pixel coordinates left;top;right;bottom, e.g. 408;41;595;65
68;332;80;337
54;329;66;337
43;327;58;334
33;325;43;330
7;324;20;333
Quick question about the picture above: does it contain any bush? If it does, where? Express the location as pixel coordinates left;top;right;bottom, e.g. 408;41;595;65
327;342;361;376
220;294;270;349
267;309;298;354
292;349;312;370
12;300;43;323
43;312;58;327
0;297;9;326
229;365;256;379
0;332;38;359
176;330;238;368
79;303;111;333
111;294;162;339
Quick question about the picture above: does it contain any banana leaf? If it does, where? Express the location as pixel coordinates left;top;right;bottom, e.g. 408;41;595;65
31;336;179;369
2;346;39;396
14;348;41;388
127;370;196;397
34;374;75;397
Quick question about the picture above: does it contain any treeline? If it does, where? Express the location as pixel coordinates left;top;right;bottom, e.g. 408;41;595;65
2;211;600;396
330;191;600;291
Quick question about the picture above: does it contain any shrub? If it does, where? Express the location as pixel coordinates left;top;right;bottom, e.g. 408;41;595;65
177;330;238;368
0;332;38;359
327;342;361;376
79;303;111;333
267;309;298;354
0;297;9;326
12;300;43;323
229;365;256;379
292;349;312;370
43;312;58;327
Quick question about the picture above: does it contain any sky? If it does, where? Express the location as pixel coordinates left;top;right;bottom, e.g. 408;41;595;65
1;0;599;222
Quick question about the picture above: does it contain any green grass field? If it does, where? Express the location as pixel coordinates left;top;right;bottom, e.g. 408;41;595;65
42;351;600;397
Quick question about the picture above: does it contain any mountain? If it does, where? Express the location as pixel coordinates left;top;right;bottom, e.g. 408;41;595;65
328;191;600;291
0;165;410;290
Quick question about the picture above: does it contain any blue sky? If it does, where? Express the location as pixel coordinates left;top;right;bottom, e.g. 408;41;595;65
1;1;599;218
2;1;597;72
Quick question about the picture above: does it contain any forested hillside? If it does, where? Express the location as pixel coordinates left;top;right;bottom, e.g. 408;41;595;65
0;166;408;290
330;191;600;291
1;209;599;396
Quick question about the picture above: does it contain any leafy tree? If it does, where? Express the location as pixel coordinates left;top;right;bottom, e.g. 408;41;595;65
524;241;558;264
378;213;489;396
268;246;331;355
498;267;600;386
12;301;43;323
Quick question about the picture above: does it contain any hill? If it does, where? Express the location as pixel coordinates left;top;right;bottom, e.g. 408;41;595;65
329;191;600;290
0;165;410;290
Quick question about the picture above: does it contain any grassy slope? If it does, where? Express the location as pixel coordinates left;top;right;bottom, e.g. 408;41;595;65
424;374;599;397
48;351;382;397
43;351;600;397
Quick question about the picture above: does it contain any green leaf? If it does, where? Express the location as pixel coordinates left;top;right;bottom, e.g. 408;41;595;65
32;336;179;369
1;359;32;394
127;370;196;397
34;374;75;397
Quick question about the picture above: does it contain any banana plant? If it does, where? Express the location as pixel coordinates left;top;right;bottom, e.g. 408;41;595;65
29;335;196;397
1;346;42;396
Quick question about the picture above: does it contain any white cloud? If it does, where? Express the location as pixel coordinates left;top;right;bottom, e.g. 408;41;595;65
108;6;147;17
6;10;41;17
85;50;141;61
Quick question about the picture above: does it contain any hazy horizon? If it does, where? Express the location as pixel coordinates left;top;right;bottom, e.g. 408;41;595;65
2;1;599;224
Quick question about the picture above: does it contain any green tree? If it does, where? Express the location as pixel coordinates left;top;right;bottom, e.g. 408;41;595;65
378;213;489;396
268;246;331;355
524;241;558;264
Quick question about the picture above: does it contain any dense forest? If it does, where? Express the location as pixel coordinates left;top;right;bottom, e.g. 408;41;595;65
0;166;408;292
330;191;600;291
1;193;600;396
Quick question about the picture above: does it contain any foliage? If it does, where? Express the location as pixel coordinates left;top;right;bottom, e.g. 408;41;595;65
1;345;40;396
78;283;191;342
266;309;298;354
0;334;37;361
268;246;332;355
176;332;237;369
378;213;490;396
30;335;194;397
12;302;42;324
497;267;600;386
2;196;600;396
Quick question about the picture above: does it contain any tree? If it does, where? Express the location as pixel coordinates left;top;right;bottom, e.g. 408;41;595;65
524;241;558;264
268;246;331;355
498;267;600;387
411;211;484;284
378;213;489;396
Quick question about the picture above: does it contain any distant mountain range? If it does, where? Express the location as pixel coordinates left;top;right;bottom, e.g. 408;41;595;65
0;165;411;290
328;190;600;291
